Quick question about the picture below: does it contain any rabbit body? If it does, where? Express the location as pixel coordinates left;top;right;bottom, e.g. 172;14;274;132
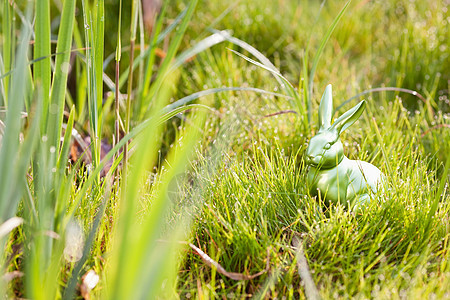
306;85;383;207
307;156;383;205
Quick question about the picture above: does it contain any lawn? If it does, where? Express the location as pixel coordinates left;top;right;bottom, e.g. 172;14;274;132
0;0;449;299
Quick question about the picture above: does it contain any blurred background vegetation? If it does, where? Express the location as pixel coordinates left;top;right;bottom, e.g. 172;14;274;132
1;0;449;298
64;0;448;115
84;0;449;157
107;0;449;106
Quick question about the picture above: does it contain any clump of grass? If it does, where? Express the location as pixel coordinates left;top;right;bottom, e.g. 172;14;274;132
0;0;449;298
1;0;218;297
179;92;449;298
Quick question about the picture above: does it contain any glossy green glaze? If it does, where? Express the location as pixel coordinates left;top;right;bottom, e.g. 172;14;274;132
306;85;383;208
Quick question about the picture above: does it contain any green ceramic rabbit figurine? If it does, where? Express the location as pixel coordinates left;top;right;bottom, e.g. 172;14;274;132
306;84;383;208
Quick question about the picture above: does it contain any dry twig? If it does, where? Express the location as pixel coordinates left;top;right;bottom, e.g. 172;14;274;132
292;236;321;300
189;243;270;281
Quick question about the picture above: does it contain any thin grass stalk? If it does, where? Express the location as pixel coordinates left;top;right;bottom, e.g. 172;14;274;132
308;1;350;107
114;0;122;181
141;5;165;98
0;56;5;103
122;39;134;181
138;3;169;118
300;1;325;124
53;106;75;229
140;0;198;118
137;0;145;90
81;0;102;185
114;63;121;174
302;50;310;125
302;1;350;125
94;0;104;123
117;5;183;91
123;0;139;184
84;11;97;140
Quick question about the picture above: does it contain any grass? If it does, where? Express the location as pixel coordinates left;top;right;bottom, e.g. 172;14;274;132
0;0;449;298
179;93;449;298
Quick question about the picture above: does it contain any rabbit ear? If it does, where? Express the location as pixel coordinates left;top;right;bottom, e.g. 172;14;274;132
332;100;366;134
318;84;333;130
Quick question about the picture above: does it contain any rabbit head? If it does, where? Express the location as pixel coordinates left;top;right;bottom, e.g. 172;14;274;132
306;85;366;169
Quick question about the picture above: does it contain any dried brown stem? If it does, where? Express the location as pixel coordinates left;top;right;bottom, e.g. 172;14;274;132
263;110;298;118
420;124;450;138
292;236;321;300
189;243;270;281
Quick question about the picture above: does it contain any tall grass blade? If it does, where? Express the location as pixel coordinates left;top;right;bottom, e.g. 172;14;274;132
117;4;184;89
0;55;5;103
114;0;123;170
1;0;13;105
141;2;167;98
94;0;105;180
229;49;294;90
307;0;350;122
34;0;51;129
212;29;283;88
140;29;229;118
48;0;76;150
137;0;145;89
170;31;228;71
0;5;32;222
94;0;105;129
163;86;290;114
215;31;307;127
57;106;75;172
336;87;428;112
122;0;140;180
81;0;103;176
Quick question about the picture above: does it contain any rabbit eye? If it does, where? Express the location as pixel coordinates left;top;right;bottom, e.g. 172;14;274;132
324;143;332;150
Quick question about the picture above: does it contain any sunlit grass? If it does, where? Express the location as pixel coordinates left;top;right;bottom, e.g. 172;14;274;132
0;0;449;298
